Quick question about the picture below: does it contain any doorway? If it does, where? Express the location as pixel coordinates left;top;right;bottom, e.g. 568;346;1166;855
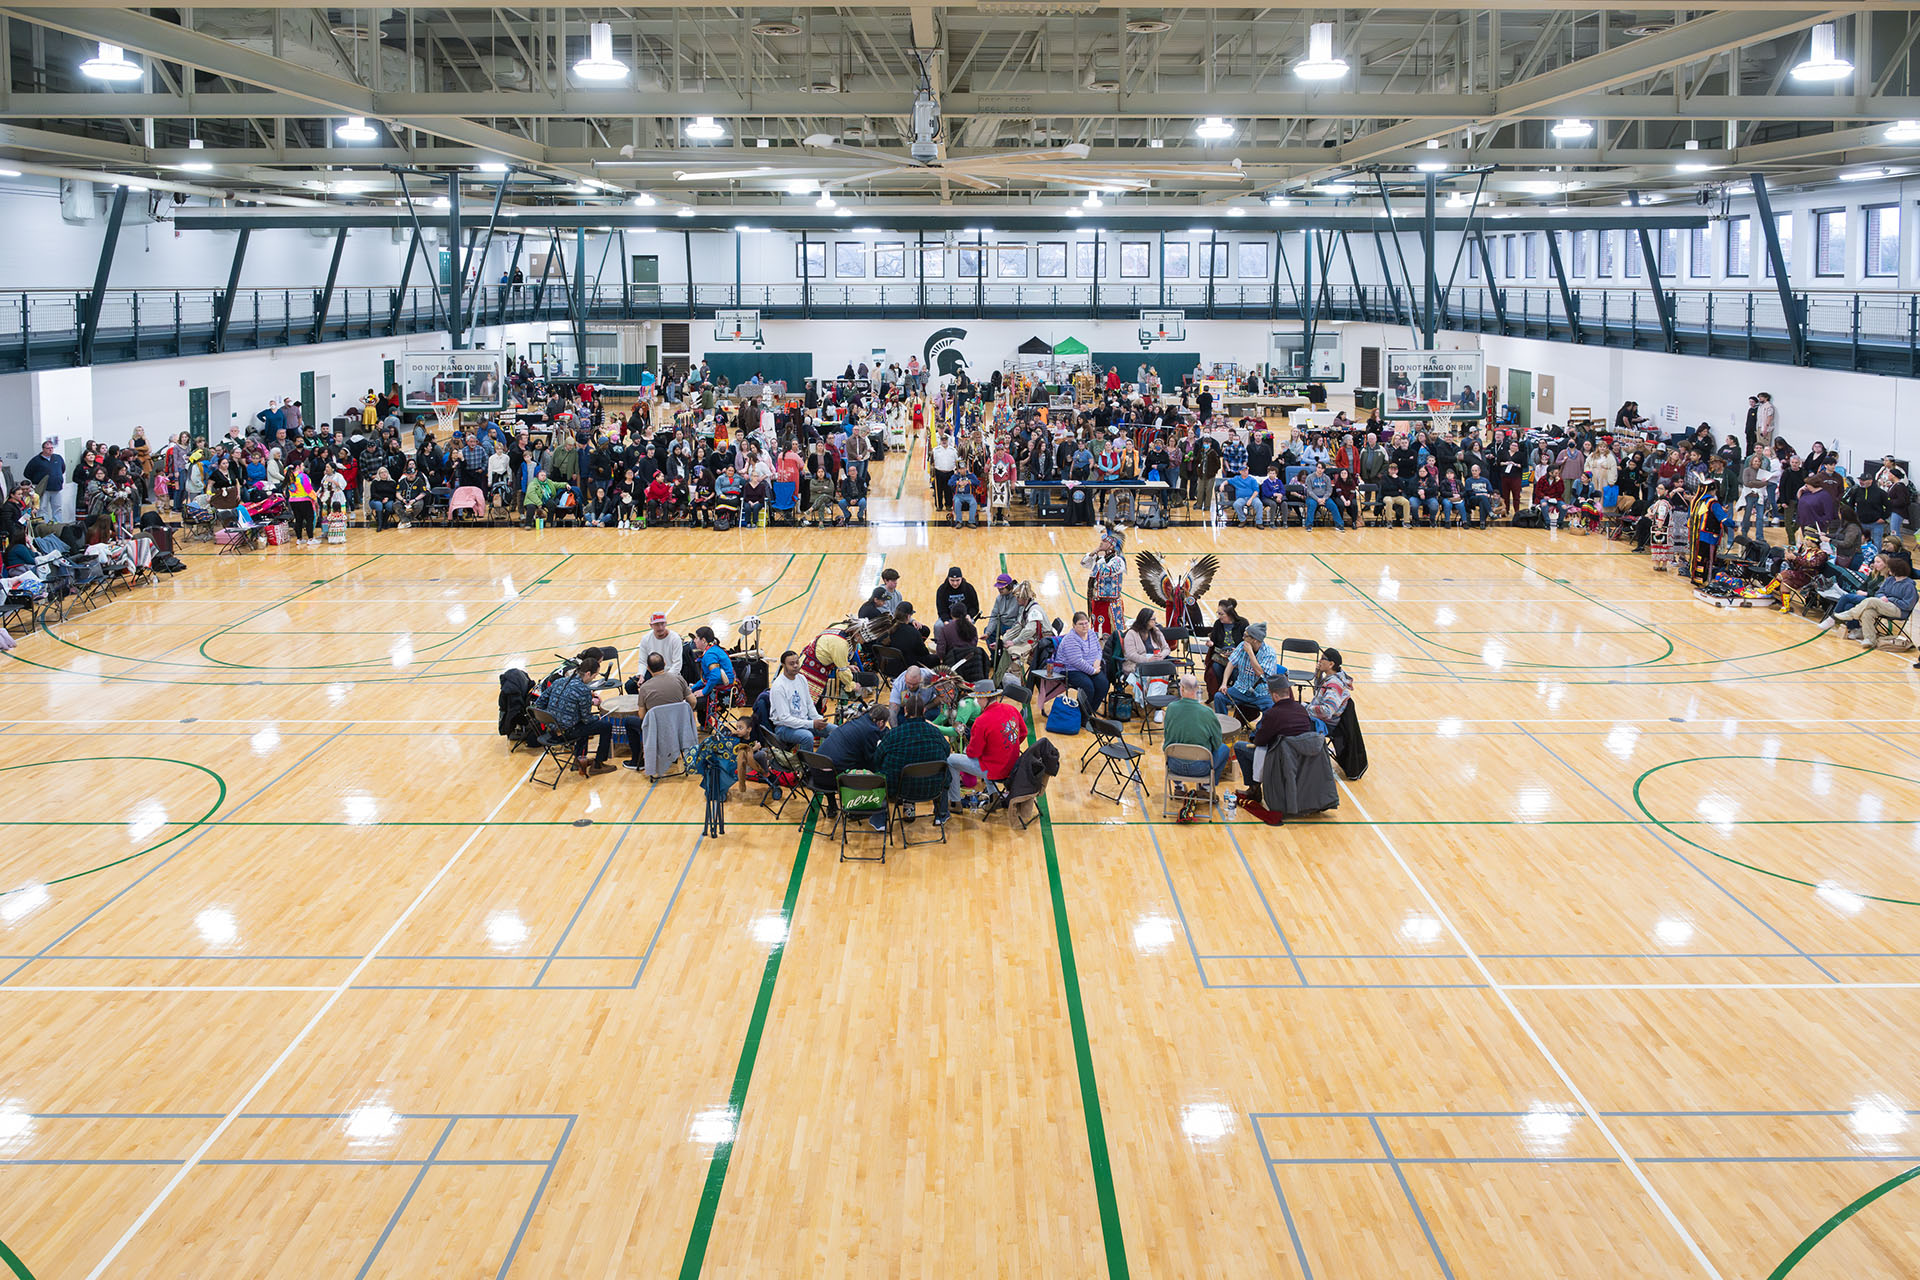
207;388;230;442
632;255;660;304
1506;368;1532;430
313;373;332;427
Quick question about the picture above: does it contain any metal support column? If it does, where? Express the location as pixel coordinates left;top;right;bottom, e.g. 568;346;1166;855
573;226;588;378
1421;173;1438;348
498;233;524;325
77;183;130;366
916;230;925;315
1341;233;1370;321
1370;231;1413;332
975;230;984;314
1544;229;1583;344
733;229;742;307
1299;230;1317;375
1269;231;1282;319
463;167;512;336
1748;174;1807;366
446;175;464;348
1205;228;1218;318
801;229;812;318
617;231;630;316
1628;190;1678;353
1472;229;1508;332
390;226;420;334
683;230;695;318
310;227;347;343
210;228;251;353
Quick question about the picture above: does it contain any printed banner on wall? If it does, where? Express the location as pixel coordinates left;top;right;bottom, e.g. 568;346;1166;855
1382;350;1486;419
398;350;506;410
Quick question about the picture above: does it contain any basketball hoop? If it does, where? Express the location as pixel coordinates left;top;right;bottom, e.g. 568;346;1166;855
432;398;461;435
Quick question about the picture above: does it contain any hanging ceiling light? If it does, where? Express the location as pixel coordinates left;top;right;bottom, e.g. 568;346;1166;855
1791;22;1852;82
79;43;143;83
1294;23;1349;81
476;161;508;174
1082;190;1103;208
572;21;630;82
1193;117;1234;140
1885;120;1920;143
1316;182;1355;195
676;206;696;217
834;205;853;217
685;116;727;141
1228;206;1245;217
1266;194;1290;208
335;117;378;142
178;138;213;172
1674;138;1714;173
632;191;656;206
815;191;836;208
1550;118;1593;142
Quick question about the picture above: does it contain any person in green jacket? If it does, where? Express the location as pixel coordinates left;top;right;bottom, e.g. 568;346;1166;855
523;470;564;526
1162;673;1230;783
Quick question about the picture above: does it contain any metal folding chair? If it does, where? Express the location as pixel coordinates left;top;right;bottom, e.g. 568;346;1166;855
892;760;950;847
527;706;580;789
1134;660;1180;744
837;770;890;862
1162;743;1219;821
1084;716;1146;803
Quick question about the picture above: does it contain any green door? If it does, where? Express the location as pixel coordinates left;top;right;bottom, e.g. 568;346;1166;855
382;358;396;395
1506;368;1531;430
300;371;317;433
632;254;659;304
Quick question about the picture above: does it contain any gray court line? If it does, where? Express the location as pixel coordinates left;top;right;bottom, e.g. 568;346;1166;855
1124;781;1213;989
1366;1116;1459;1280
1221;823;1309;986
355;1116;459;1280
495;1115;576;1280
1249;1113;1318;1280
1859;726;1920;766
1512;722;1842;984
1204;982;1487;990
624;830;707;990
1323;574;1467;684
0;726;353;988
531;784;657;988
1253;1109;1913;1119
1270;1157;1622;1166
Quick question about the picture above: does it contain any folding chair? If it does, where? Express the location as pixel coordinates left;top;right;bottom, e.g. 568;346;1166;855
769;480;799;525
876;645;906;680
1134;659;1180;744
1162;743;1219;821
527;706;580;789
836;770;890;862
1280;637;1321;698
1084;716;1146;803
892;760;950;847
796;747;841;832
1874;612;1915;651
1162;626;1194;675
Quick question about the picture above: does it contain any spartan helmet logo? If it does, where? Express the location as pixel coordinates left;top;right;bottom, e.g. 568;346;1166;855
924;327;969;378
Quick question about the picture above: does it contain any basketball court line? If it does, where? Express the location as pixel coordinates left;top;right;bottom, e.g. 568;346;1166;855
1335;778;1729;1280
78;757;538;1280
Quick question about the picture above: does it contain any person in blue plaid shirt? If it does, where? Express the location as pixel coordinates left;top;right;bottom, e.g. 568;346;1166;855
1220;430;1248;477
539;650;633;776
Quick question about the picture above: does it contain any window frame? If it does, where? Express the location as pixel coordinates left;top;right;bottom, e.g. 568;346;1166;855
1119;241;1152;278
1035;241;1068;278
1162;241;1191;279
994;244;1029;278
1724;215;1751;277
797;242;826;278
1813;207;1845;278
833;241;866;278
1075;239;1108;278
1863;203;1900;278
872;242;906;279
1596;229;1615;279
956;245;985;279
1687;225;1711;279
919;245;944;279
1236;240;1270;279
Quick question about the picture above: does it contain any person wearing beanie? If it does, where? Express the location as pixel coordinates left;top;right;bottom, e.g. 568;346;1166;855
1307;647;1352;731
981;573;1022;654
1213;620;1284;718
931;566;981;621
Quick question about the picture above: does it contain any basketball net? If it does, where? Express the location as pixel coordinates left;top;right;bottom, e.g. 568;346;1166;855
433;399;461;435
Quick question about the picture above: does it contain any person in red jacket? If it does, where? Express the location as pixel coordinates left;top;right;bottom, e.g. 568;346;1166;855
644;474;676;525
944;682;1027;812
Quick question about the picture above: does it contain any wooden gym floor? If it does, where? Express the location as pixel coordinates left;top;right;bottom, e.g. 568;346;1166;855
5;435;1920;1279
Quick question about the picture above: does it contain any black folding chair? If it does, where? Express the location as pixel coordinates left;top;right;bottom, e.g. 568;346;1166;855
892;760;950;847
527;706;580;789
1084;716;1146;803
1134;660;1181;744
1281;637;1321;698
837;770;890;862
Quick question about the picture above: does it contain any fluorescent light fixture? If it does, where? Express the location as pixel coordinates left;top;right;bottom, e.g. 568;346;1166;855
852;226;880;233
1193;117;1234;140
1082;191;1103;208
1724;182;1753;196
685;116;727;141
1840;165;1898;182
573;182;597;194
1415;158;1448;172
1446;191;1466;208
815;192;836;208
80;42;143;83
1551;118;1593;142
1294;21;1348;80
757;138;771;148
676;206;695;217
1887;120;1920;143
121;179;150;193
1147;138;1164;149
1266;195;1290;208
733;224;770;233
1792;22;1852;83
178;138;213;172
1187;225;1212;234
1228;206;1245;217
1675;138;1714;173
335;117;378;142
1065;206;1082;216
477;161;508;174
573;21;630;82
0;168;21;178
834;205;852;216
784;178;816;194
1316;182;1354;195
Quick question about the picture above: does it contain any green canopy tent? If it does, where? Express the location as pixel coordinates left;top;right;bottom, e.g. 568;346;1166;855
1049;336;1090;384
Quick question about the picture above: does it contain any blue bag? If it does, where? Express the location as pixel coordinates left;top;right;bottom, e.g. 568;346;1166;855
1044;693;1084;735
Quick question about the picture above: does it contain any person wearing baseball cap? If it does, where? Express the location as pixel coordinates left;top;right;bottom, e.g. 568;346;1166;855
635;611;683;681
981;573;1022;669
945;679;1027;814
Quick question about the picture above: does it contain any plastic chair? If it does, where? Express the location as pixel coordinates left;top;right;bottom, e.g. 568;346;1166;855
1162;742;1219;821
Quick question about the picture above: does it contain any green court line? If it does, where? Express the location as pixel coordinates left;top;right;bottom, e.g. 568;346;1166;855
0;1234;35;1280
0;758;227;895
194;553;387;666
677;798;820;1280
894;425;919;501
1634;757;1920;907
1005;551;1130;1277
1766;1163;1920;1279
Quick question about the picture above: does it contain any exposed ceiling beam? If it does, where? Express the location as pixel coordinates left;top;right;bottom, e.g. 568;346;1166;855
0;6;580;176
6;90;1918;123
1298;8;1850;182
